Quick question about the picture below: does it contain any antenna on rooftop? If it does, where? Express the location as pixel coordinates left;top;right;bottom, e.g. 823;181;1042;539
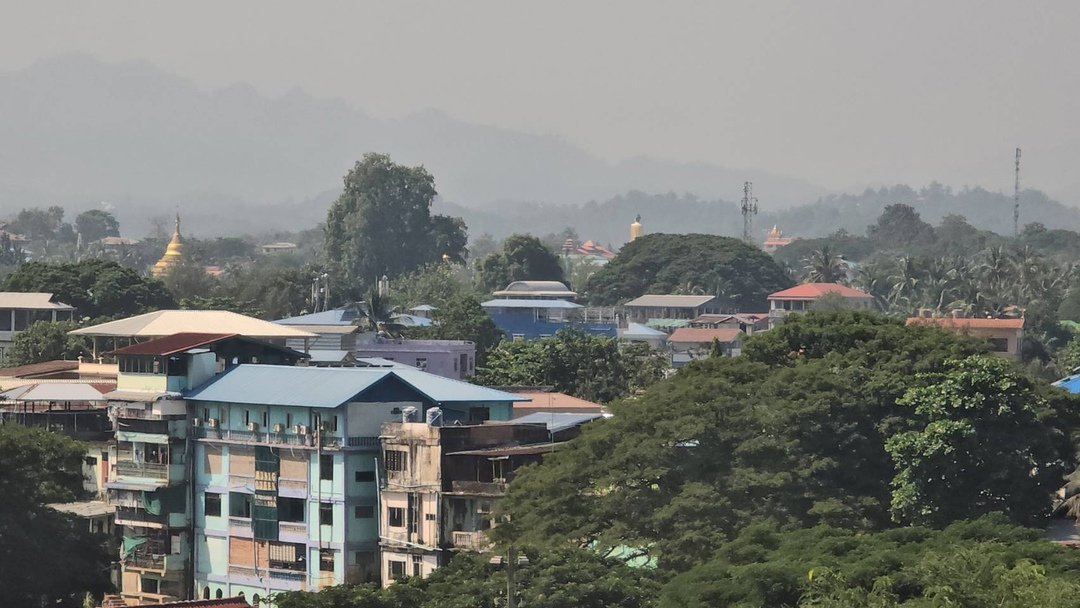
1013;147;1022;238
741;181;758;242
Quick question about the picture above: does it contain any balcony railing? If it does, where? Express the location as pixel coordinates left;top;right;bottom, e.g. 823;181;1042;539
228;517;252;536
279;522;307;536
450;481;508;495
127;550;185;571
197;427;347;448
451;530;492;552
115;506;166;526
115;461;169;480
346;436;380;448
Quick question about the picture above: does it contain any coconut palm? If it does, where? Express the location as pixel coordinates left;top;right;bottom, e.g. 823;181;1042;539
803;246;847;284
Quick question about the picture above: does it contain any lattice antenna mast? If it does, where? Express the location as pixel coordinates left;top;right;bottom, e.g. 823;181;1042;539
1013;147;1022;237
741;181;758;242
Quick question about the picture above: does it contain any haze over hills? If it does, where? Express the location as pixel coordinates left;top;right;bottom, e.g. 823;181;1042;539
0;54;826;237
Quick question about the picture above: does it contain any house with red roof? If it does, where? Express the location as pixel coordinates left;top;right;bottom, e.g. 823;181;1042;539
906;315;1024;359
668;326;745;365
767;283;874;329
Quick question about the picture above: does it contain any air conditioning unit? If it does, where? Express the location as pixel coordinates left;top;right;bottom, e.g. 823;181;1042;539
297;425;309;435
291;425;301;434
247;422;260;432
272;423;285;433
206;418;219;428
319;422;331;432
192;418;202;428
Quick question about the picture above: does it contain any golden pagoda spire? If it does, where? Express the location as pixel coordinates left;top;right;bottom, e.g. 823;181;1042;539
153;213;186;277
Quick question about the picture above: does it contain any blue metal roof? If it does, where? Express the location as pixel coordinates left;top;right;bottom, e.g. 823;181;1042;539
1053;375;1080;394
513;412;604;433
276;303;365;326
481;299;582;310
185;364;529;408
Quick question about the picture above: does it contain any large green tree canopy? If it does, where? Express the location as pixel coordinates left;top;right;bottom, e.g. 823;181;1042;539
494;312;1078;571
2;258;175;319
476;233;565;292
324;153;468;297
583;233;793;309
0;425;112;606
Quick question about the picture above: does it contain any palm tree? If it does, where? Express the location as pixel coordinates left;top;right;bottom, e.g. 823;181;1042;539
803;246;847;284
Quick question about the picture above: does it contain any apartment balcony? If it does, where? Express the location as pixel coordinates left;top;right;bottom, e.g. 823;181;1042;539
126;550;186;572
120;591;181;605
115;461;170;481
228;565;307;591
450;481;508;496
451;530;492;552
115;506;167;527
196;427;363;450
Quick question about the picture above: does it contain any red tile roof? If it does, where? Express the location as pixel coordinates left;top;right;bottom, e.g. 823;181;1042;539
768;283;872;300
905;317;1024;330
110;333;238;356
668;327;745;343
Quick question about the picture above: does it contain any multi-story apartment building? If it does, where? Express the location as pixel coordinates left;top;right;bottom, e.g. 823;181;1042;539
378;420;565;584
105;333;307;605
184;364;522;602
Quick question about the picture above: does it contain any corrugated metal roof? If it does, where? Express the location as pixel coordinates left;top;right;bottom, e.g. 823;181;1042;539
508;392;604;412
70;310;317;339
619;322;668;338
481;299;582;309
185;364;528;408
512;412;604;432
905;317;1024;330
276;303;365;326
446;443;559;457
668;327;745;343
47;500;113;518
1054;375;1080;394
0;360;80;378
0;383;107;402
0;292;75;310
111;333;237;356
624;295;718;308
308;350;355;363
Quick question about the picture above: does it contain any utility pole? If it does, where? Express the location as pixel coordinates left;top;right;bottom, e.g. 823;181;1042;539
506;545;517;608
1014;147;1022;238
741;181;758;242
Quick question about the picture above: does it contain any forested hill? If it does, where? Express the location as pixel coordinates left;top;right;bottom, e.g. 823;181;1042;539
0;54;823;236
439;184;1080;247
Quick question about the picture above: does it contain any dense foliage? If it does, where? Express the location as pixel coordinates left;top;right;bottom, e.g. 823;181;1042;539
4;320;91;366
2;258;175;319
663;516;1080;608
274;548;658;608
494;313;1077;571
475;233;566;292
0;425;112;605
584;233;792;309
324;153;468;297
475;331;668;403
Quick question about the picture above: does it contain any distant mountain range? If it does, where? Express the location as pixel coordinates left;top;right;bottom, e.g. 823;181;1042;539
0;54;826;237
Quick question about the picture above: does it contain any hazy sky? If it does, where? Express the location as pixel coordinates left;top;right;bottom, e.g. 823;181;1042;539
3;1;1079;199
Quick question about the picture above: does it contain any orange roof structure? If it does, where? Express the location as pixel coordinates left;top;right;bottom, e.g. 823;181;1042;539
508;391;605;416
905;317;1024;330
668;327;745;343
768;283;872;301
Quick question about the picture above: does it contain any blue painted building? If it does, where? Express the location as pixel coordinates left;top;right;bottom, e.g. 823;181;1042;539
185;365;522;601
481;281;617;340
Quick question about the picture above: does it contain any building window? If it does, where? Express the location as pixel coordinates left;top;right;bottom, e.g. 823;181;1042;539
320;454;334;480
412;554;422;577
205;493;221;518
285;412;292;428
262;411;268;428
424;512;436;521
278;497;305;523
389;560;406;580
384;450;408;472
320;549;335;572
355;505;374;519
252;594;261;607
244;410;250;425
512;334;525;342
388;507;405;528
268;541;305;571
228;492;252;518
989;338;1010;352
141;577;159;594
319;502;333;526
415;357;427;371
355;470;375;483
0;310;10;331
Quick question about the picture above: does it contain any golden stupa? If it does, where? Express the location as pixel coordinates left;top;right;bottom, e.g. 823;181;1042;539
152;215;186;277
